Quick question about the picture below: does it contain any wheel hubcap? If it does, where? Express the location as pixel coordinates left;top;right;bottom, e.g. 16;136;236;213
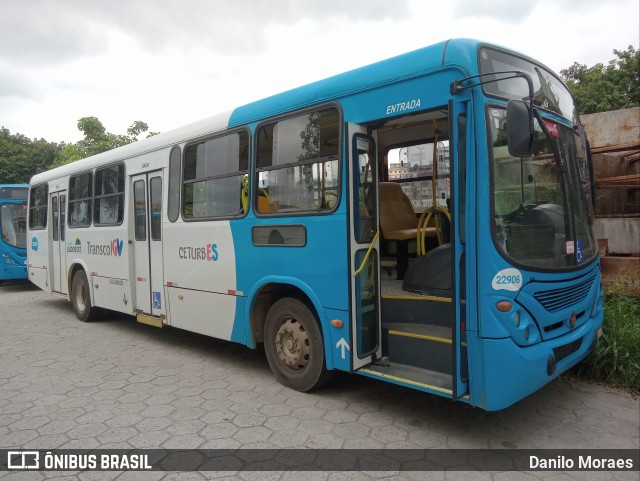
76;282;86;312
275;318;310;372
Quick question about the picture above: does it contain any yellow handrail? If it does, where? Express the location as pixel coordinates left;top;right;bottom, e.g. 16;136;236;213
417;207;450;255
353;227;380;277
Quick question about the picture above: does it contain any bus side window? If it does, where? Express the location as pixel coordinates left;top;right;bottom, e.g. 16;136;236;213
168;146;181;222
94;164;124;226
255;108;340;214
69;172;92;227
182;131;249;220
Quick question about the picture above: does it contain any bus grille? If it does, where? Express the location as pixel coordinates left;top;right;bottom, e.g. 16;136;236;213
534;277;595;313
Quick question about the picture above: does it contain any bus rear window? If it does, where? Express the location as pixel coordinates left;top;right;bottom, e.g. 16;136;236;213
0;187;28;201
28;184;48;230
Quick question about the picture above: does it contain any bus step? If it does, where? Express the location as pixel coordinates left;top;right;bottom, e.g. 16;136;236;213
372;356;390;367
137;313;163;328
381;296;452;329
359;362;452;396
383;323;452;375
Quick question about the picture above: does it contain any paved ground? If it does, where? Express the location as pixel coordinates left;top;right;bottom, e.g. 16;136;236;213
0;281;638;481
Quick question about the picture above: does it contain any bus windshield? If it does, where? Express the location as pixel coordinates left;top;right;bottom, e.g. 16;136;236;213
479;47;577;123
0;203;28;249
489;107;597;270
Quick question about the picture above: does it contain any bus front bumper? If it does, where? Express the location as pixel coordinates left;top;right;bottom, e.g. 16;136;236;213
479;314;603;411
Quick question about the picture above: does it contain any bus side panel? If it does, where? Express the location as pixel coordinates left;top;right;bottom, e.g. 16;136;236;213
28;230;49;292
229;213;350;369
68;224;132;313
163;220;238;340
92;277;133;316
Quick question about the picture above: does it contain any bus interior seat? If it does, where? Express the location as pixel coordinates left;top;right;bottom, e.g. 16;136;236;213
379;182;418;279
257;194;272;213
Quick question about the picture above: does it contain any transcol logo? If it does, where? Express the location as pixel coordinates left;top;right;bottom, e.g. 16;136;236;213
87;238;124;256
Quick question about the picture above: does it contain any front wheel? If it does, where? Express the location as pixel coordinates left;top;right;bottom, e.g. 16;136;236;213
71;270;98;322
263;297;331;392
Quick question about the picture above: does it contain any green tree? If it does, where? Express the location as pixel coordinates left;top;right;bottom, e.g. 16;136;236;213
0;127;63;183
561;46;640;114
55;117;158;166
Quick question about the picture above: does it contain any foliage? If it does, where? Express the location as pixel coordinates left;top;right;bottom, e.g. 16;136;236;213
561;46;640;114
0;127;63;184
1;117;158;181
574;287;640;394
53;117;157;166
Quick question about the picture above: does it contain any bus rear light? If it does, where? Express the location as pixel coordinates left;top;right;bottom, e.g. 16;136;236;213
496;300;512;312
331;319;343;328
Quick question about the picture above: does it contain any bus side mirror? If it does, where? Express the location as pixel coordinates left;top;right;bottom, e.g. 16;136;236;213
506;100;534;157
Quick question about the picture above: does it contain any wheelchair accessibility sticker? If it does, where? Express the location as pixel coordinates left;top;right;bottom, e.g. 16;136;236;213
152;291;161;309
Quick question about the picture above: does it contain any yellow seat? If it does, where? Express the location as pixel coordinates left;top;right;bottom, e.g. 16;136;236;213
378;183;424;278
379;183;418;240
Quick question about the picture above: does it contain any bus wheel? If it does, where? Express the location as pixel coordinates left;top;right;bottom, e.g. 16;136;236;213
263;297;331;392
71;270;98;322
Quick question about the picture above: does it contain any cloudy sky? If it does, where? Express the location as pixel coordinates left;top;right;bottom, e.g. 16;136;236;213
1;0;638;143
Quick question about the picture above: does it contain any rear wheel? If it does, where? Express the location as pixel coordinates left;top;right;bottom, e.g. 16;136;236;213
71;270;98;322
263;297;331;392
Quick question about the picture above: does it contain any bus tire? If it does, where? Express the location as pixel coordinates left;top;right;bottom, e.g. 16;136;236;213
263;297;331;392
71;270;98;322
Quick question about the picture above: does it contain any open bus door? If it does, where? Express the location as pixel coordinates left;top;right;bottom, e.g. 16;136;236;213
346;106;470;400
450;97;470;401
347;124;382;370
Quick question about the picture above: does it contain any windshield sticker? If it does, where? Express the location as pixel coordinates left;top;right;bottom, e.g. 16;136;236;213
544;120;559;137
566;241;575;255
491;268;523;292
576;240;584;264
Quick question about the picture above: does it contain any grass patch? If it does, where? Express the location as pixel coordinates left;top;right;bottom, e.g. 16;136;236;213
574;292;640;394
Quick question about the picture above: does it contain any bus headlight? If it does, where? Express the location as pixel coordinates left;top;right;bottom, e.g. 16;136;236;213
1;253;18;266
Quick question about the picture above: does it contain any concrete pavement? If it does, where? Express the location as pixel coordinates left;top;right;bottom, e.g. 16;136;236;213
0;282;638;480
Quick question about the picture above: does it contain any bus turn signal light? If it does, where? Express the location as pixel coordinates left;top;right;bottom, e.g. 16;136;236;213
331;319;343;328
497;301;512;312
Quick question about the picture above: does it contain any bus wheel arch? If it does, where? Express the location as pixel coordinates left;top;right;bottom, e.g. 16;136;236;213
70;266;98;322
67;263;85;296
249;282;333;391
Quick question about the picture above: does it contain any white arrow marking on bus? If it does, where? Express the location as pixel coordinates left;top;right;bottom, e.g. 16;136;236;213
336;337;350;359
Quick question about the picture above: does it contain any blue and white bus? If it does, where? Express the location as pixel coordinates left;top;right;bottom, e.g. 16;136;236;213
28;39;603;410
0;184;28;283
